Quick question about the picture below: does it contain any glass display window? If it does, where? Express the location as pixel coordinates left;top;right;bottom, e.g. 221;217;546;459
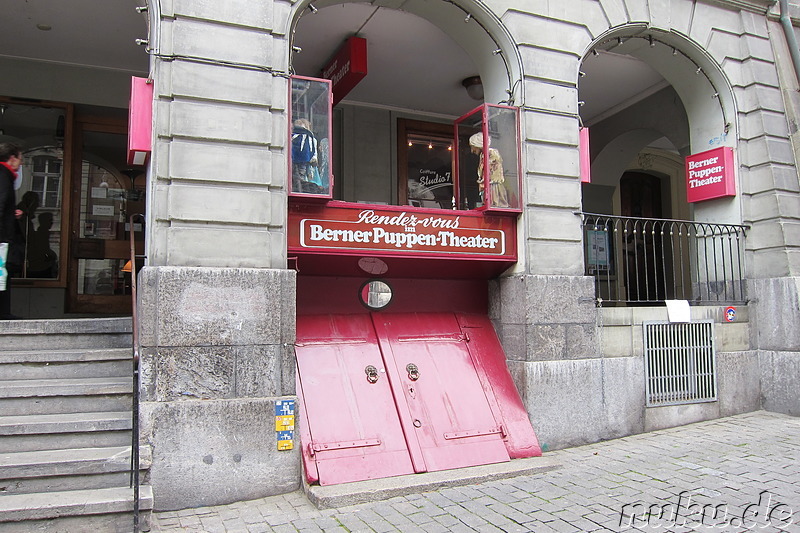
455;104;522;212
290;76;333;198
398;119;455;210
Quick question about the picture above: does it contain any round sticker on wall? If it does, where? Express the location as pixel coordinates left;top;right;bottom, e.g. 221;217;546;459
725;306;736;322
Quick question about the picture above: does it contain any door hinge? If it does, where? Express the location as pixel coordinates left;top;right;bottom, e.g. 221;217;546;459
310;438;381;453
443;426;502;440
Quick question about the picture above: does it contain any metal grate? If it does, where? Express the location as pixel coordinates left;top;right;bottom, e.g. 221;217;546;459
643;320;717;407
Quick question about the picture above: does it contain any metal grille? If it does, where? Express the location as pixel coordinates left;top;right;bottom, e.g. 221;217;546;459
643;320;717;406
580;213;748;305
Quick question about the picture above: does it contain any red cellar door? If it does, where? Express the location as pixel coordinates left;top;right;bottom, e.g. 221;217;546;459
295;314;415;485
372;313;510;472
296;312;537;486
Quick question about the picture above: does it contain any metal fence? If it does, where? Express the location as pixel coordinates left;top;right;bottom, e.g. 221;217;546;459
579;213;748;306
643;320;717;406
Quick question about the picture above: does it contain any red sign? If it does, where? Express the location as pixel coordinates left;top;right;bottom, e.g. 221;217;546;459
579;127;591;183
685;147;736;202
289;202;514;259
127;77;153;166
321;37;367;106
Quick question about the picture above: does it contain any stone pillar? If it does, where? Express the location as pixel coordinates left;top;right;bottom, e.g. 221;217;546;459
750;277;800;416
490;275;647;450
137;0;299;510
138;266;299;510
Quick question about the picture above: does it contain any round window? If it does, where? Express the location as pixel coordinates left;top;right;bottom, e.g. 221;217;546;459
359;280;393;311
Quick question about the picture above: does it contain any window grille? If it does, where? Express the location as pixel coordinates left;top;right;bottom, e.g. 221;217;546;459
643;320;717;406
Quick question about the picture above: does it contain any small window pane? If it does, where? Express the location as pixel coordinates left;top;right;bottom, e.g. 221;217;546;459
290;76;332;197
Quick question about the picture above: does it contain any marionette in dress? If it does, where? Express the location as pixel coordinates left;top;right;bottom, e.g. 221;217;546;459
469;132;509;208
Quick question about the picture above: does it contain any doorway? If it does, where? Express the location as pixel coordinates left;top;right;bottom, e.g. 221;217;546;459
68;118;145;314
295;277;541;486
620;171;666;302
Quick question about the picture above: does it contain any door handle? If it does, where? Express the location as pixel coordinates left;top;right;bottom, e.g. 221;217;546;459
365;365;379;384
406;363;420;381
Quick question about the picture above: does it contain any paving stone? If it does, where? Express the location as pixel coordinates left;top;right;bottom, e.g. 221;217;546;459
151;412;800;533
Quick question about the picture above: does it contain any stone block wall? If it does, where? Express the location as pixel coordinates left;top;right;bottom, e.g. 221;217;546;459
750;277;800;416
138;266;299;510
149;0;291;269
495;292;760;450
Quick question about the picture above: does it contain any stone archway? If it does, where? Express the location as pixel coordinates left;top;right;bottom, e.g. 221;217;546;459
579;27;738;224
286;0;525;107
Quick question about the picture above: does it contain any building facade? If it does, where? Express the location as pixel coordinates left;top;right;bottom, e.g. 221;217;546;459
2;0;799;512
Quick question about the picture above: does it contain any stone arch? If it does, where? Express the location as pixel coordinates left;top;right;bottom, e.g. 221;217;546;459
285;0;525;106
580;24;740;224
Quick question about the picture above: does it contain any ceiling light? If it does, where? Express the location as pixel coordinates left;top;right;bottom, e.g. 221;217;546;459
36;24;52;31
461;76;483;100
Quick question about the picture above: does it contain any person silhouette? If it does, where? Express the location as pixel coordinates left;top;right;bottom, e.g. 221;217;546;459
26;212;57;278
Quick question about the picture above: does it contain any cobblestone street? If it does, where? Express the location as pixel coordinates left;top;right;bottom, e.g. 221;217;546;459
152;411;800;532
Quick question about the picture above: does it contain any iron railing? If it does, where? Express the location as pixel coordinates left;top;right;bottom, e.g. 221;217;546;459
127;213;145;532
579;213;748;306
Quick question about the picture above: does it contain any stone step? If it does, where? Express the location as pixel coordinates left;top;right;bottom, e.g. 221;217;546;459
0;412;132;453
0;318;132;351
0;377;132;415
0;446;150;484
0;348;132;380
0;485;152;532
0;377;131;398
1;465;149;496
0;395;132;416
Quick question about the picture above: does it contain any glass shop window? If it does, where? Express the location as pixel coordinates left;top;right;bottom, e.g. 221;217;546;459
455;104;522;212
289;76;521;213
290;76;333;198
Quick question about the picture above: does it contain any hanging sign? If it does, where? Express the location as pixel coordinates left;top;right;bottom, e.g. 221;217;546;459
289;203;515;259
321;37;367;106
127;77;153;166
685;147;736;202
579;127;591;183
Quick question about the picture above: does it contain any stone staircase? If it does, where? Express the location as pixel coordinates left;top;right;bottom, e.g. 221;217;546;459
0;318;152;532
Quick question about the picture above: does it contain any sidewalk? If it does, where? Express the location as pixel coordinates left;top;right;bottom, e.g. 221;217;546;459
151;411;800;532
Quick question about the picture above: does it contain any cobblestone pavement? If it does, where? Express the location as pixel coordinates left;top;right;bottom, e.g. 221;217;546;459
151;411;800;532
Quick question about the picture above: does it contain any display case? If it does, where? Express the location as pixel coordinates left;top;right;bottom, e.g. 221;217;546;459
289;76;333;198
455;104;522;212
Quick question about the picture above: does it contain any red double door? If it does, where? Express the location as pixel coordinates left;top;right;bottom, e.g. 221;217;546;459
296;312;539;486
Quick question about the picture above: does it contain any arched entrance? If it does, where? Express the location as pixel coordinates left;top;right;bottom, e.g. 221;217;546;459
285;1;541;486
578;28;741;304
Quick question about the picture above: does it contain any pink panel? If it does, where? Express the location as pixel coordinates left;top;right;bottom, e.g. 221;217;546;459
580;127;591;183
685;147;736;202
456;314;541;458
373;313;510;472
127;77;153;166
295;314;415;485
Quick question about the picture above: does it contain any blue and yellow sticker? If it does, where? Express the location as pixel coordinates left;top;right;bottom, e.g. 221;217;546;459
278;430;294;451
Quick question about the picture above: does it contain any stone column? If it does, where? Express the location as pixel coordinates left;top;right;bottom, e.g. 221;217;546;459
138;0;300;510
